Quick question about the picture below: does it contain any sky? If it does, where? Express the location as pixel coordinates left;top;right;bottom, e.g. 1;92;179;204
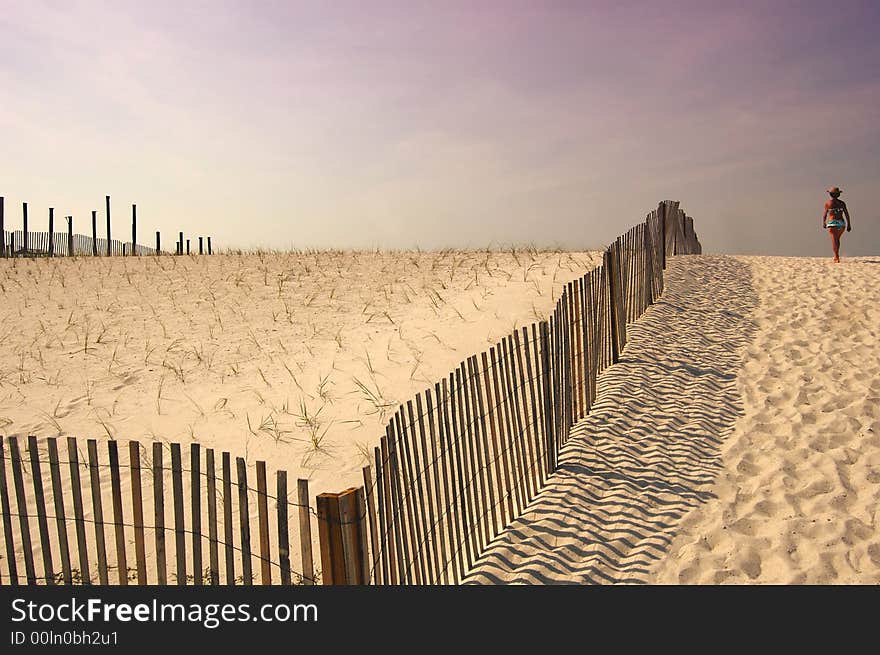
1;0;878;255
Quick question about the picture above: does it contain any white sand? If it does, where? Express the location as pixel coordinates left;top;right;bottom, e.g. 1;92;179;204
466;254;880;584
0;249;600;497
649;255;880;583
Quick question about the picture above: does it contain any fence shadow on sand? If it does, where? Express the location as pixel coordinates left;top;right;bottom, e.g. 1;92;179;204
464;255;759;584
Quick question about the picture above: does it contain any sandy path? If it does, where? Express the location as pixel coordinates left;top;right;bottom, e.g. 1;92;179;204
649;256;880;583
465;255;759;583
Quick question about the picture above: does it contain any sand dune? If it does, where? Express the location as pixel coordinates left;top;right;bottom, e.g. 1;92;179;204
466;254;880;584
0;249;600;498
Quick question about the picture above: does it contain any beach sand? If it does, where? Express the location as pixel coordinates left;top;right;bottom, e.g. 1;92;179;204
0;249;600;496
649;255;880;584
465;254;880;584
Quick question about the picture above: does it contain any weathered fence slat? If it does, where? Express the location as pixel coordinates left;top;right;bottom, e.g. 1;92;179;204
107;440;128;585
236;457;252;585
170;443;186;585
298;478;315;585
276;471;290;585
27;436;55;585
9;438;36;584
361;465;380;585
206;448;219;585
46;439;71;584
371;449;388;585
0;438;18;585
68;438;93;584
129;442;147;585
152;443;166;585
190;444;202;585
256;461;271;585
439;379;463;584
222;452;234;583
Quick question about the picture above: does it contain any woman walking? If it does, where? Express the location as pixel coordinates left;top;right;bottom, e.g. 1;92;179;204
822;186;852;263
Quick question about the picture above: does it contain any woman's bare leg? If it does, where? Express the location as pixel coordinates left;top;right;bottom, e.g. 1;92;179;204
829;227;843;262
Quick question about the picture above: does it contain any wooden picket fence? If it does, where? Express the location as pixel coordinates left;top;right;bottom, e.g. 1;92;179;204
0;436;317;586
318;200;702;584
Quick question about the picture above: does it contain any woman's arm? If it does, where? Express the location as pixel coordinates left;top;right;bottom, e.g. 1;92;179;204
822;205;828;228
843;201;852;231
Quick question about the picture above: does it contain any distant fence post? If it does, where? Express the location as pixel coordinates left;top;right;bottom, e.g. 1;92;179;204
48;209;55;257
156;231;161;254
9;232;14;257
186;239;190;255
67;216;73;256
0;196;5;257
604;248;621;364
91;211;98;256
207;237;212;255
178;232;183;256
22;202;28;254
105;196;112;257
131;204;137;256
199;237;203;255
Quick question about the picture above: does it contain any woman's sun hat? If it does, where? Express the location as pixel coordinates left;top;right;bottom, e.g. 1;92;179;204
827;186;842;195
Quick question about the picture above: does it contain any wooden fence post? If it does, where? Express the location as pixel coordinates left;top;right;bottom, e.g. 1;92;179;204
0;196;4;257
179;232;183;256
156;231;161;254
317;487;368;585
207;236;212;255
199;237;203;255
106;196;112;257
9;232;14;258
658;202;667;270
48;209;55;257
186;239;190;255
316;492;344;584
131;204;137;256
22;202;28;254
67;216;73;256
604;248;621;364
91;211;98;256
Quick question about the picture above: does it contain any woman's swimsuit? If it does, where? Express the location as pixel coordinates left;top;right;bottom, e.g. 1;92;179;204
826;206;845;229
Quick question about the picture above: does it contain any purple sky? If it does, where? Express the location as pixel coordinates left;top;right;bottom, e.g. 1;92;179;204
2;1;878;254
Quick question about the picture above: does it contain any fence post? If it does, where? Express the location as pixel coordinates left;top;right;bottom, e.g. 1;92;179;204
9;232;14;257
48;209;55;257
131;204;137;256
186;239;190;255
67;216;73;256
317;487;367;584
156;231;161;254
199;236;203;255
105;196;112;257
22;202;28;254
179;232;183;256
207;236;212;255
604;248;621;364
0;196;4;257
91;211;98;256
316;492;345;584
658;202;667;270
